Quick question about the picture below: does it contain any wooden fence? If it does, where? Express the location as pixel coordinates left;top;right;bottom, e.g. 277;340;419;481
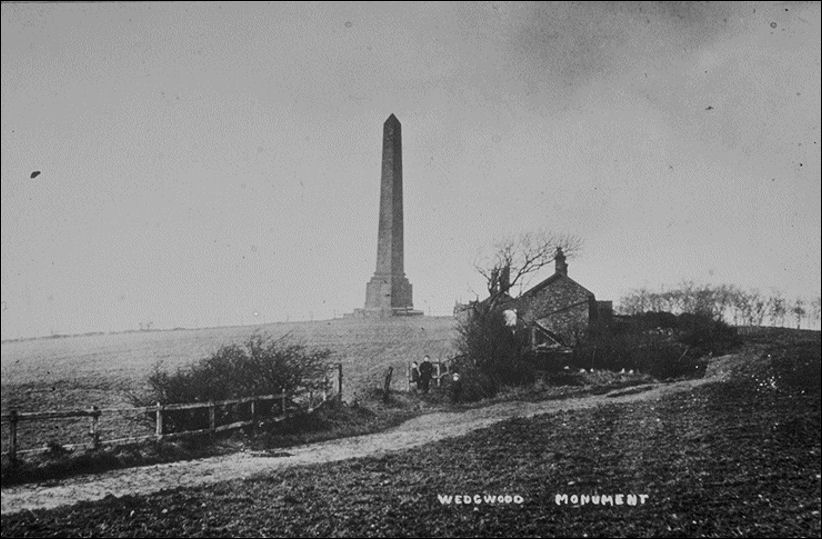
1;362;343;462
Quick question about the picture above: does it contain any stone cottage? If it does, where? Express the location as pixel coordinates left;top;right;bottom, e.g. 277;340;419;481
455;248;612;348
515;248;612;346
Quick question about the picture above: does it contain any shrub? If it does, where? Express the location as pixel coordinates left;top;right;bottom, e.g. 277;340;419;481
543;371;585;386
133;332;332;432
676;312;741;355
447;361;498;402
571;312;737;380
454;305;535;400
457;308;521;367
641;344;708;380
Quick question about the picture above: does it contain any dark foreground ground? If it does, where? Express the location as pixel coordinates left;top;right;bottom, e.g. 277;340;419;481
2;330;820;538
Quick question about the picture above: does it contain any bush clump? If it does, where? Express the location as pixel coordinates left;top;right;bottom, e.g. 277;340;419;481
454;306;535;401
676;312;741;355
133;332;332;432
571;312;740;380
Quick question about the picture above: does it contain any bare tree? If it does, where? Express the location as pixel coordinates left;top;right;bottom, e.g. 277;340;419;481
617;283;816;331
660;289;682;313
648;290;665;312
619;287;651;315
811;296;822;330
694;283;720;318
767;291;786;327
678;281;697;314
792;297;806;330
473;231;582;312
713;284;738;322
750;293;768;326
732;289;756;326
731;286;746;321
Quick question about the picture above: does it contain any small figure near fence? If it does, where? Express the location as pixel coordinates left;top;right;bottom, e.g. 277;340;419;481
409;361;420;392
419;355;434;394
450;371;462;403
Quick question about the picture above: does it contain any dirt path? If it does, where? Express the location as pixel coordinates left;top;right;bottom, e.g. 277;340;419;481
1;366;730;515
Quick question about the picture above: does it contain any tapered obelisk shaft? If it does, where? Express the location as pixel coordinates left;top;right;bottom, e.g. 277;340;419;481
364;114;415;314
376;114;404;276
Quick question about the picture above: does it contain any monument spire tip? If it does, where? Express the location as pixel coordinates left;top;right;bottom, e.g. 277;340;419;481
385;113;400;125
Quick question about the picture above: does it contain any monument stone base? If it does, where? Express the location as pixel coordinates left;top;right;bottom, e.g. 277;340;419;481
346;273;422;318
346;307;424;319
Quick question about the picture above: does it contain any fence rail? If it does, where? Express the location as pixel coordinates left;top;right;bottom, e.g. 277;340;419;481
1;363;343;462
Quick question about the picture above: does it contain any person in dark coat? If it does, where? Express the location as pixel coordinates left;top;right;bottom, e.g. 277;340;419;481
410;361;420;391
418;355;434;394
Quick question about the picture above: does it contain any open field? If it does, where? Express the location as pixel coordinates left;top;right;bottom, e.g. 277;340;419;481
1;317;458;452
1;330;818;537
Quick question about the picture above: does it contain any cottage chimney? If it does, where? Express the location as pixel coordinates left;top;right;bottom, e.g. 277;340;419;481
555;248;568;276
499;265;511;294
489;267;500;294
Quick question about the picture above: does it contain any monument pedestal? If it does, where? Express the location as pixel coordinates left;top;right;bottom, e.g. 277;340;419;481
349;306;424;319
365;273;413;310
355;273;422;317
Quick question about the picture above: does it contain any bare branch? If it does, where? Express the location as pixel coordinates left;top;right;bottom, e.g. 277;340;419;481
473;230;583;309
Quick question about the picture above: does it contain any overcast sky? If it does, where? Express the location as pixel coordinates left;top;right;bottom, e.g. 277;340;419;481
2;1;820;339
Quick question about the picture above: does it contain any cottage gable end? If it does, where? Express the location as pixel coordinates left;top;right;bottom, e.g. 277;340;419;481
517;273;594;324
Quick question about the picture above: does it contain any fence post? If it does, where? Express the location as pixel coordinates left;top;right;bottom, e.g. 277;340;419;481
90;406;100;450
208;401;216;437
383;366;393;403
322;375;328;402
155;402;164;441
337;362;343;402
308;390;313;412
281;392;287;417
436;363;441;387
9;410;18;464
250;398;256;427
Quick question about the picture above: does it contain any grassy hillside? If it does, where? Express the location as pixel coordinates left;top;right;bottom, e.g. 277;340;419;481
1;317;458;452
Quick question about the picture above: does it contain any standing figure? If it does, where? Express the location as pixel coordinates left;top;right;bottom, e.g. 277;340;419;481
419;355;434;394
410;361;420;391
450;371;463;403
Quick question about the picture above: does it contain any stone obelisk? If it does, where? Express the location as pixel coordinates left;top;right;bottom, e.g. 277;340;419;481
361;114;421;317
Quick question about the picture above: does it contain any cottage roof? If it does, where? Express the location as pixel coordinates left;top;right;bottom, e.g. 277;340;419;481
520;272;594;299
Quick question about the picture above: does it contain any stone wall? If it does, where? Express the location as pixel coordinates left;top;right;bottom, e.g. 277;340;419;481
535;302;593;345
517;276;595;345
